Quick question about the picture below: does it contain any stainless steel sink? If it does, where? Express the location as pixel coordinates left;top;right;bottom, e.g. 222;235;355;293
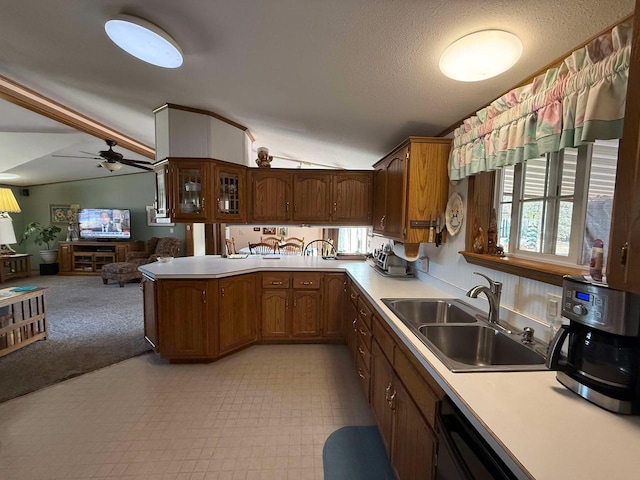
382;298;548;372
381;298;478;325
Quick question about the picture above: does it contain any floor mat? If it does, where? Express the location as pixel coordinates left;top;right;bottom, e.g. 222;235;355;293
323;425;395;480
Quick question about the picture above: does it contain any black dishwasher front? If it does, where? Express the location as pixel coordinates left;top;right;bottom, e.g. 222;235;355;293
435;397;518;480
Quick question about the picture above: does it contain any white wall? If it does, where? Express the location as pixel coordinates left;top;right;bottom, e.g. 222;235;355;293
411;179;562;343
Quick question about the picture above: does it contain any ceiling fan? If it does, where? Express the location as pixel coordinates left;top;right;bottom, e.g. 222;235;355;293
53;139;154;172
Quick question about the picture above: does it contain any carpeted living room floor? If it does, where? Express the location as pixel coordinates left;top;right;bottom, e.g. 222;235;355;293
0;273;150;403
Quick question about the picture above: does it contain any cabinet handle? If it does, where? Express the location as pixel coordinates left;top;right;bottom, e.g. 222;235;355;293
621;242;629;266
358;346;366;357
285;299;289;309
357;369;365;379
359;309;367;317
294;298;297;307
270;281;283;285
350;293;357;300
294;203;298;212
358;328;368;338
221;287;224;297
333;202;337;212
388;390;396;409
286;202;290;213
385;383;392;401
352;319;358;329
380;215;386;228
202;290;206;303
301;281;313;286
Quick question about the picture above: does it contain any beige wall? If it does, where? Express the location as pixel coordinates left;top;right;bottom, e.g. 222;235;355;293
227;226;322;251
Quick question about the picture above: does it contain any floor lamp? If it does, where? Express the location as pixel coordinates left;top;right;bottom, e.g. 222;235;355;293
0;188;21;255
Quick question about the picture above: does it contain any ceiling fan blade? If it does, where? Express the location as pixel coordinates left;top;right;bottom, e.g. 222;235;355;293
80;150;98;156
119;160;154;171
121;157;154;165
53;154;101;160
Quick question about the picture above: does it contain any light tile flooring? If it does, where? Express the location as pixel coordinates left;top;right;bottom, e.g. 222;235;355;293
0;345;374;480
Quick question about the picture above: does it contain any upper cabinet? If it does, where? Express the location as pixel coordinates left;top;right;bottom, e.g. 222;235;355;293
372;137;451;247
608;6;640;294
332;172;372;224
250;170;292;222
156;158;247;223
292;173;332;222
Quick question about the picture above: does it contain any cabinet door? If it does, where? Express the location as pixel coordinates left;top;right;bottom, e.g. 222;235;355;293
251;170;292;222
323;273;345;338
170;160;211;222
155;162;170;218
219;274;258;355
215;164;246;223
385;149;407;239
608;7;640;294
345;294;359;361
292;173;331;222
292;290;321;337
371;340;395;455
158;280;209;359
391;378;437;480
142;276;158;351
261;290;290;337
372;167;387;234
332;172;372;224
58;243;72;272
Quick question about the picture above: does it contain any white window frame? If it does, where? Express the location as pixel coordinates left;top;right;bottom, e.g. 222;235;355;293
496;144;593;266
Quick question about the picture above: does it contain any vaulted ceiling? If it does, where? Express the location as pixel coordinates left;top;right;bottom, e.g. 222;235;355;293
0;0;634;186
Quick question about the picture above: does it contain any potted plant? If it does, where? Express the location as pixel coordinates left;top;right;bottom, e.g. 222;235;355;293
20;222;62;263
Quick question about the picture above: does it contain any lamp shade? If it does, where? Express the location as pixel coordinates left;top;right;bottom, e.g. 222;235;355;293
0;216;17;245
0;188;21;213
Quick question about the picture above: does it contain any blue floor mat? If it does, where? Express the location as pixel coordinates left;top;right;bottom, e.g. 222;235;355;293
323;426;395;480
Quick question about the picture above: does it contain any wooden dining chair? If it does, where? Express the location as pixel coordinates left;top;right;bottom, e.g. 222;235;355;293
283;236;304;250
225;237;237;255
278;242;302;255
303;239;337;257
261;236;282;249
249;242;276;254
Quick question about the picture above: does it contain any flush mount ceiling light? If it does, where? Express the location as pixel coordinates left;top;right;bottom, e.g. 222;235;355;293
439;30;522;82
104;14;183;68
0;174;19;180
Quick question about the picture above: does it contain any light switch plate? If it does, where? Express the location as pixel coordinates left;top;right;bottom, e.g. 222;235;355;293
546;293;561;318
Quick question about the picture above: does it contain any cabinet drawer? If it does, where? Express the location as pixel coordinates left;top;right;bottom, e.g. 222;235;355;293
357;297;373;330
356;333;372;372
355;317;372;352
372;315;395;364
349;283;359;306
356;352;370;401
262;273;290;289
394;347;441;428
292;273;322;289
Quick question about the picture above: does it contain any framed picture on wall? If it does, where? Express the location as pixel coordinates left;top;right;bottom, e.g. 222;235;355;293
146;206;175;226
278;227;288;237
50;204;79;224
253;227;261;232
263;227;276;234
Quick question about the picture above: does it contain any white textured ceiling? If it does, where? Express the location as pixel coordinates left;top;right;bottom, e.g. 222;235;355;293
0;0;634;186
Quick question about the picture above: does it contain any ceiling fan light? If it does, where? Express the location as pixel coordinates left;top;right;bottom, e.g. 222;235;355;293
105;14;183;68
439;30;522;82
100;161;123;172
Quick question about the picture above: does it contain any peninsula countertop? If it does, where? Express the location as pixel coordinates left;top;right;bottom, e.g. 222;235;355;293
140;256;640;480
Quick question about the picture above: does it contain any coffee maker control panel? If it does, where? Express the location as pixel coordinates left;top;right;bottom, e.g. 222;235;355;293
562;275;640;335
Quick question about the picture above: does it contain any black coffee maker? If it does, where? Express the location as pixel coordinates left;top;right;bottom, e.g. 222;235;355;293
546;275;640;414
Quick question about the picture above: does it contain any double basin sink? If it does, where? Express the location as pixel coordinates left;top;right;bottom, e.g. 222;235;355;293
381;298;548;372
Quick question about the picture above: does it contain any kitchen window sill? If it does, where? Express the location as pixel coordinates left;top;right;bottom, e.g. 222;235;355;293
459;251;586;286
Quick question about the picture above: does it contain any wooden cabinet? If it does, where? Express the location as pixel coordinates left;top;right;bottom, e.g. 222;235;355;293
157;158;247;224
142;275;158;352
261;289;290;338
372;137;451;250
250;170;293;222
371;340;395;454
323;273;345;338
608;4;640;294
292;173;332;222
249;169;373;225
58;241;144;275
218;274;257;355
157;279;211;359
292;290;321;337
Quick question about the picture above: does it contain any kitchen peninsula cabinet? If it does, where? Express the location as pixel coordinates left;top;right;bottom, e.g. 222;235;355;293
372;137;451;251
157;279;213;359
323;273;345;338
292;290;321;336
218;274;257;355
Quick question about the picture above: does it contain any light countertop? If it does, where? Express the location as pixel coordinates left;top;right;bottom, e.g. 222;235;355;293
140;256;640;480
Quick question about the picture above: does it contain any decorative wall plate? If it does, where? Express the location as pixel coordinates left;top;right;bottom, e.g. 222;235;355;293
445;192;464;236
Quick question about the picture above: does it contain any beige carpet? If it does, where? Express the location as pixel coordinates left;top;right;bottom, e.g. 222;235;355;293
0;273;150;403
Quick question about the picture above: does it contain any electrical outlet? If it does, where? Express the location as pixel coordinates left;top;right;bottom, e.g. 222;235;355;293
415;256;429;273
546;293;562;319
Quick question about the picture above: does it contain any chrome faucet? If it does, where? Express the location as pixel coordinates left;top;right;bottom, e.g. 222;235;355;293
466;272;505;329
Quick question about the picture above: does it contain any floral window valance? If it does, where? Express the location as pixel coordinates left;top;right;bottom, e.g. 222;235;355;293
449;19;633;181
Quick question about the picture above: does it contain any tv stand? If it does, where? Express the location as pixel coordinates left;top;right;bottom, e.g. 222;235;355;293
58;241;144;275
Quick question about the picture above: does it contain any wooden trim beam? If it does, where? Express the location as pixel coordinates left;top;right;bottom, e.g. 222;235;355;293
0;74;155;159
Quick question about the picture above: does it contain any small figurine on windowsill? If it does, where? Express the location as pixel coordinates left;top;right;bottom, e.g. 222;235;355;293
472;213;485;254
494;245;505;257
256;147;273;168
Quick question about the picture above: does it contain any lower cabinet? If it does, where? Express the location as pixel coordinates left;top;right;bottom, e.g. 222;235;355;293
157;279;212;360
371;340;395;454
142;275;158;352
219;274;258;355
323;273;345;338
292;290;321;337
261;289;290;338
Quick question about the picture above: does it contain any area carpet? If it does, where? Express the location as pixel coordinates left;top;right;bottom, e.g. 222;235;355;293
323;426;395;480
0;274;150;403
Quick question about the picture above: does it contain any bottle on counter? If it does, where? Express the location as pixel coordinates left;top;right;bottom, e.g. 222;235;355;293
589;239;604;281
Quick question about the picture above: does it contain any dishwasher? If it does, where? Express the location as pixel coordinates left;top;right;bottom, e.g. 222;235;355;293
435;397;518;480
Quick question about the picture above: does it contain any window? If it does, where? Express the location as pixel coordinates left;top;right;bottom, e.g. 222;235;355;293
496;139;618;266
336;227;370;254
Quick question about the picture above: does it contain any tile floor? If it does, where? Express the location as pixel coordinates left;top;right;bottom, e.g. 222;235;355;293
0;344;374;480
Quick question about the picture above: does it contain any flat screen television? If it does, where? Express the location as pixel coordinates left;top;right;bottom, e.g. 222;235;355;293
78;208;131;240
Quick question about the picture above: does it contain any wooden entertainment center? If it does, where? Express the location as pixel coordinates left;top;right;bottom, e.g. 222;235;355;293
58;241;144;275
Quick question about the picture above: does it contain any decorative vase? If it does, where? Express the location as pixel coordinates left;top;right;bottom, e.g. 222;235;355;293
39;249;58;264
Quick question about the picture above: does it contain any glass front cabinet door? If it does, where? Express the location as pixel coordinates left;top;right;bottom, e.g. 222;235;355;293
214;164;246;222
170;160;211;222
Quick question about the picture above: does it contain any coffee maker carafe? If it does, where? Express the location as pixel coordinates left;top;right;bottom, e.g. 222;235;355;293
546;275;640;414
